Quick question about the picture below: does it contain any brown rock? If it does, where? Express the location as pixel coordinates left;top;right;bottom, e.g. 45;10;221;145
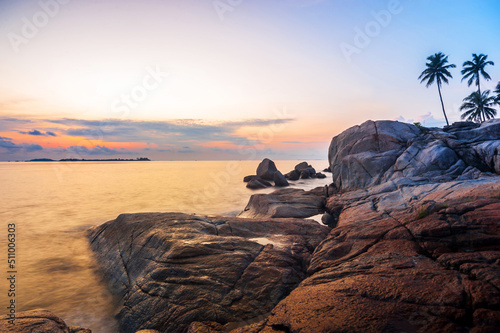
0;309;91;333
88;213;329;333
238;187;325;219
246;177;500;333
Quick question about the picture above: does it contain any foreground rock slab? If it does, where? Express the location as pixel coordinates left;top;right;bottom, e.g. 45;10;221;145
88;213;329;333
0;310;91;333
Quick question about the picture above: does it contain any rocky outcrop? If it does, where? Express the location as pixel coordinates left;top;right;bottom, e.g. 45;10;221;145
88;213;329;333
328;120;500;191
245;159;289;188
88;120;500;333
245;160;327;189
238;187;327;219
246;176;500;333
284;161;326;180
0;310;91;333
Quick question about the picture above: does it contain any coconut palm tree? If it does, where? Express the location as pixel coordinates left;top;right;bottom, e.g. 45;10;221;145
494;82;500;106
461;54;495;121
418;52;456;126
460;90;497;123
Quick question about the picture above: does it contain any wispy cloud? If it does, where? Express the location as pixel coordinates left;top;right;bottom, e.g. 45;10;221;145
395;112;445;127
18;129;58;136
0;136;43;152
0;116;302;160
25;144;43;152
0;136;22;151
46;118;295;146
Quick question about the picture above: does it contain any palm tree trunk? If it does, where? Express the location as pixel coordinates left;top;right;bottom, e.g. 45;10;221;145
437;83;450;126
478;79;485;122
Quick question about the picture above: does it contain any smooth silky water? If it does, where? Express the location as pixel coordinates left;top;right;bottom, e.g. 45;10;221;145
0;160;330;332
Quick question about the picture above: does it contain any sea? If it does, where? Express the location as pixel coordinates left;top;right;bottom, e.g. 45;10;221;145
0;160;330;333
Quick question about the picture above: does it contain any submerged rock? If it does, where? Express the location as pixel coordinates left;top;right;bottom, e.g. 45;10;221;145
246;177;272;189
0;309;91;333
243;175;257;182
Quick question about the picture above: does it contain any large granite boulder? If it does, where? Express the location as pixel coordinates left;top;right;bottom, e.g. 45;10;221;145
0;310;91;333
328;120;500;191
256;158;278;180
88;213;329;333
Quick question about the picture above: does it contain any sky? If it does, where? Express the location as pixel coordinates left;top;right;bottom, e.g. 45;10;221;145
0;0;499;161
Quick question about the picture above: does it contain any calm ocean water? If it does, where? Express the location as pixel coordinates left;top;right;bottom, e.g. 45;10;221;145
0;160;330;332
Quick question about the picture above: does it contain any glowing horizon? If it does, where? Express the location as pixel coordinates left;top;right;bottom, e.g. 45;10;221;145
1;0;500;161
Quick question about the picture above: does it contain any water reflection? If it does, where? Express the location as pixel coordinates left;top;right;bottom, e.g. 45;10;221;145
0;160;330;332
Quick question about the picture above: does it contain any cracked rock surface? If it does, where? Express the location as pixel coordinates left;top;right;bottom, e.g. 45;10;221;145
243;178;500;333
329;119;500;191
88;214;329;333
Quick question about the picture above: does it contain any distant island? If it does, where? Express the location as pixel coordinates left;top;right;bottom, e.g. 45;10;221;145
28;157;151;162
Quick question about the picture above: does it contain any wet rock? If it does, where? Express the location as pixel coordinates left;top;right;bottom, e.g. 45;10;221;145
256;158;278;181
321;212;335;228
246;177;272;189
294;161;310;173
238;188;325;219
88;213;329;333
273;171;289;187
243;175;257;182
314;172;327;179
284;170;300;181
299;167;316;179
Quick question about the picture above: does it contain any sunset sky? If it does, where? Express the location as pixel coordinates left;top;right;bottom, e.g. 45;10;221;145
1;0;499;161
